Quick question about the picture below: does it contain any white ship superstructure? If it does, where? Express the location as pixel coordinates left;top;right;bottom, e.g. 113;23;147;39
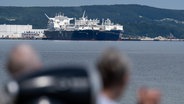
45;13;74;30
102;19;123;31
45;11;123;32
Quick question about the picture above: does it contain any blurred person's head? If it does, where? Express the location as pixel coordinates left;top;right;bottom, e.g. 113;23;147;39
96;48;130;100
147;90;161;104
6;44;42;79
137;87;161;104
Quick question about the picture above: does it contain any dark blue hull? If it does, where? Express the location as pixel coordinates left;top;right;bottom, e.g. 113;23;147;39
44;30;122;40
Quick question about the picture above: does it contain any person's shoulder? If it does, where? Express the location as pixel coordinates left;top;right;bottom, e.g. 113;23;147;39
0;88;6;104
0;88;12;104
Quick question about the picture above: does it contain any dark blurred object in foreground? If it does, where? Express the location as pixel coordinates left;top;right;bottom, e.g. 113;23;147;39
6;65;101;104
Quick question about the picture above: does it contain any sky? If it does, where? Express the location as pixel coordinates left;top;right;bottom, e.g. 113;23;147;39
0;0;184;10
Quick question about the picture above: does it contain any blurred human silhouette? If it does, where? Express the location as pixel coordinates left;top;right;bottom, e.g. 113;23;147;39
0;44;42;104
6;44;42;79
96;48;161;104
96;48;130;104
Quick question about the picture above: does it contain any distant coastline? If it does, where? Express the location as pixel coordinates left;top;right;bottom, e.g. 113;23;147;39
0;38;183;41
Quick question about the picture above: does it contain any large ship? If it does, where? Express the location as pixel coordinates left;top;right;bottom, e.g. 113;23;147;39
44;11;124;40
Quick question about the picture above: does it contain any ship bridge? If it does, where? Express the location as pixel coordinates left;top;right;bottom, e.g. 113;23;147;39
46;13;74;30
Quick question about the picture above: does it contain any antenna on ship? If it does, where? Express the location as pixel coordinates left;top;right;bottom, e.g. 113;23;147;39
45;13;50;19
82;10;86;18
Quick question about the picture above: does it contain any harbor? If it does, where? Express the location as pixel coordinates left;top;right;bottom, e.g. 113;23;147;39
0;12;184;41
0;24;184;41
0;25;183;41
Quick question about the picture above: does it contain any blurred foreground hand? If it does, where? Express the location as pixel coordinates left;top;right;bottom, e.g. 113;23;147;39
137;87;161;104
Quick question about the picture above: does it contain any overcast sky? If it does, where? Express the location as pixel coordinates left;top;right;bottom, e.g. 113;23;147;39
0;0;184;10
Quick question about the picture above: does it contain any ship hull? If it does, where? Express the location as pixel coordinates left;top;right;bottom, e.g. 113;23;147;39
44;30;122;40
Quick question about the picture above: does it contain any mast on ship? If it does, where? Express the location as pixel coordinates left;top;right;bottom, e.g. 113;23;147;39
82;10;86;19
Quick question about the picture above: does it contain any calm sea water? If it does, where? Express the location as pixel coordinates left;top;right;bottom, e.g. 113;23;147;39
0;40;184;104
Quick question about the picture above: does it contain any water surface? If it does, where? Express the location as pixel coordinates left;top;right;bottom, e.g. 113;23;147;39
0;40;183;104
